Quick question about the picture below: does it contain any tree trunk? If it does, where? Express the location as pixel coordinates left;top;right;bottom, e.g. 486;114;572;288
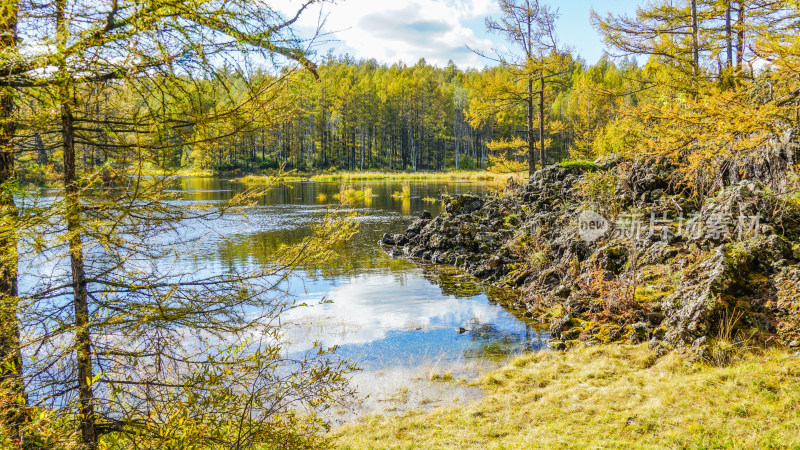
736;1;745;75
63;96;98;450
539;74;546;168
725;1;733;68
527;75;535;175
57;0;97;447
691;0;699;96
0;0;27;440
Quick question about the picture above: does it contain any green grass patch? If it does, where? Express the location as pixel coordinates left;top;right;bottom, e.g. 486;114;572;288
559;159;598;171
334;345;800;448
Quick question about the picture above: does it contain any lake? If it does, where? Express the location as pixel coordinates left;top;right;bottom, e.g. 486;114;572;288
23;177;548;420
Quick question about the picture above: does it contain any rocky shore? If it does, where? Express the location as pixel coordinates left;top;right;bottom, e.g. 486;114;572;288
381;156;800;354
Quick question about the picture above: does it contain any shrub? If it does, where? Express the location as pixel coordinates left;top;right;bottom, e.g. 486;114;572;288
459;154;477;170
488;153;527;174
576;170;620;219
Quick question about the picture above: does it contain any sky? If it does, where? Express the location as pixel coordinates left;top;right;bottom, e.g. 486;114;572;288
274;0;640;69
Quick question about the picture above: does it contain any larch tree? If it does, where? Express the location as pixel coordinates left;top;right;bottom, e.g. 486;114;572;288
591;0;713;96
2;0;361;449
0;0;26;441
594;0;800;196
479;0;562;175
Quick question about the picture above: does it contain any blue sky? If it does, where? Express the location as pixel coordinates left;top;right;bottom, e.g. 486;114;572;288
274;0;641;68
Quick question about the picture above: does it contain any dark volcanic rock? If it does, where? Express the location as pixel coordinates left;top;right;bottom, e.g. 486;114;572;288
381;157;800;349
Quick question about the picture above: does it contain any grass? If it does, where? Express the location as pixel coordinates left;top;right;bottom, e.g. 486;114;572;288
231;171;515;185
334;345;800;449
139;166;217;177
311;171;514;183
428;371;455;383
234;174;306;184
392;182;412;199
790;188;800;208
559;159;598;171
337;185;374;204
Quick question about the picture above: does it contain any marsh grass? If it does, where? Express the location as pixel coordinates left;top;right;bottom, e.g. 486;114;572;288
141;166;216;177
334;345;800;449
428;371;455;382
235;174;306;184
233;171;514;187
392;182;412;199
337;185;373;204
422;196;438;204
311;171;511;183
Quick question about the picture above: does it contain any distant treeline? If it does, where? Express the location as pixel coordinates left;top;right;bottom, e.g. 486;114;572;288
16;0;800;181
17;54;645;177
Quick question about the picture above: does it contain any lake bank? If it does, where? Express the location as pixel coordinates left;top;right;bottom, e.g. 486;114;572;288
231;170;523;184
334;344;800;448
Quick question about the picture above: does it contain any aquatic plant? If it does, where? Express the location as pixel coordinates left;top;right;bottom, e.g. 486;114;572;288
392;181;412;199
337;185;375;204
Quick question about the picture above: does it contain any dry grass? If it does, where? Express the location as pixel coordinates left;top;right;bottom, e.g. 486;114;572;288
337;186;373;204
140;167;216;177
334;345;800;449
392;182;412;200
311;171;516;183
421;196;438;204
234;174;306;183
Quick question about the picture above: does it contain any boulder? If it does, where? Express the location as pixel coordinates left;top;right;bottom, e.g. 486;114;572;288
662;239;764;346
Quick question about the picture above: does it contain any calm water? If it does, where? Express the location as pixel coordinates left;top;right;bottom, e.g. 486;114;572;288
23;177;548;418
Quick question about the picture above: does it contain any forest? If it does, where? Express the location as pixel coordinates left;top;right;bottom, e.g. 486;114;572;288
13;0;800;184
2;0;800;449
15;53;644;179
11;0;800;183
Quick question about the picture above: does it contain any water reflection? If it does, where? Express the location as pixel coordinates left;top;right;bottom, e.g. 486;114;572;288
78;178;545;416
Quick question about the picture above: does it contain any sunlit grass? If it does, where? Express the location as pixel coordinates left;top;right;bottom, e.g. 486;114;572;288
422;196;438;204
427;370;455;383
392;182;412;199
337;185;374;204
234;174;306;184
312;171;514;183
334;345;800;448
232;170;515;185
139;167;216;177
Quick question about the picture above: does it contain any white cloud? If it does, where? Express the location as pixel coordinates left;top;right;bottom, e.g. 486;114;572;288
274;0;501;68
278;273;507;352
